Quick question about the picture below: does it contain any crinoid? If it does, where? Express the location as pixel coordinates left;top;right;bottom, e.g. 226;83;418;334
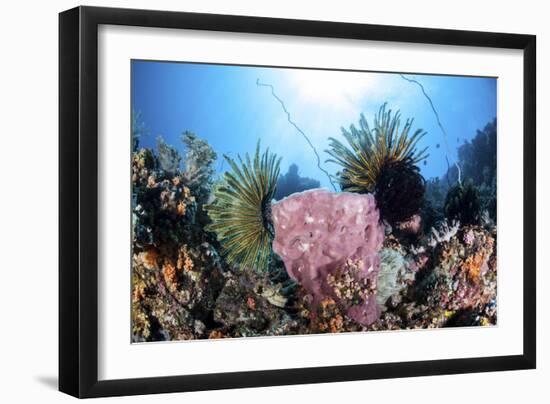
326;103;428;194
444;180;481;225
205;142;281;272
374;159;425;226
326;104;428;225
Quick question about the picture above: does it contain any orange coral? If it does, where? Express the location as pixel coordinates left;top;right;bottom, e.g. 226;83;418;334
328;315;345;333
462;252;487;284
183;186;193;200
320;298;336;310
246;297;256;310
132;309;151;339
312;298;347;333
176;245;194;272
142;247;160;270
132;280;146;303
177;201;186;216
208;330;226;339
162;262;178;288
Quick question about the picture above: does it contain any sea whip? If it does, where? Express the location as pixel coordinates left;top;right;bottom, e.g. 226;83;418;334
257;78;337;191
399;74;462;185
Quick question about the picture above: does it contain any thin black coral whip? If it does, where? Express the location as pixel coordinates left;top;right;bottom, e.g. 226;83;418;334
398;74;462;185
256;78;337;191
205;141;281;272
326;103;429;194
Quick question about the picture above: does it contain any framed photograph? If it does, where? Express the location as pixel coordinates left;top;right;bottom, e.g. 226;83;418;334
59;6;536;398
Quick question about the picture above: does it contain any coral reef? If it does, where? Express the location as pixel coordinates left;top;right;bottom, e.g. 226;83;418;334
131;134;227;342
274;163;320;200
376;247;415;310
132;242;225;341
428;119;497;222
427;219;461;248
271;189;384;325
367;224;497;330
396;214;422;235
131;110;147;152
180;131;217;200
205;142;281;273
422;177;446;232
132;147;197;247
156;136;182;175
457;120;497;189
131;119;497;342
444;181;481;225
413;225;496;321
212;270;302;337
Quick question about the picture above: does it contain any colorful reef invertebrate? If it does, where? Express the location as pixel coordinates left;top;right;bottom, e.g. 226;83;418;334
156;136;181;175
132;153;197;247
415;225;496;317
205;142;281;273
271;189;384;325
366;224;496;331
376;247;414;310
310;298;347;333
326;103;428;194
180;131;217;200
326;104;428;225
213;270;300;337
444;180;481;225
427;219;461;248
374;159;425;226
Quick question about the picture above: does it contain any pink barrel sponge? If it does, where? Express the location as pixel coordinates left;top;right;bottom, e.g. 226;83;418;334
271;189;384;325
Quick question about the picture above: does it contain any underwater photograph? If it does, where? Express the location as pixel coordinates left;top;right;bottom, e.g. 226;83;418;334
130;60;497;342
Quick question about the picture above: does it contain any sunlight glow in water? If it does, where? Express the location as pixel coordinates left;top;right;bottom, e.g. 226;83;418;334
285;69;380;112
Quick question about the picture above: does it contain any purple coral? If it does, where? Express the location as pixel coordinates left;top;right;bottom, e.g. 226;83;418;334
271;189;384;325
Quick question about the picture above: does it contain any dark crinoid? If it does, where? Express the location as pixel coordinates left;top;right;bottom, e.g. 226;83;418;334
444;180;481;225
326;103;428;225
374;159;425;226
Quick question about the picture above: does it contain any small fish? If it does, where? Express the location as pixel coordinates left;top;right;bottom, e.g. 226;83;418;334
436;143;440;149
423;160;427;166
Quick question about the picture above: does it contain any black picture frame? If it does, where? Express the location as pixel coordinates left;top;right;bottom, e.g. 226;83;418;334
59;5;536;398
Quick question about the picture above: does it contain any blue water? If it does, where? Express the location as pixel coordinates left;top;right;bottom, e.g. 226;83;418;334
131;60;496;188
